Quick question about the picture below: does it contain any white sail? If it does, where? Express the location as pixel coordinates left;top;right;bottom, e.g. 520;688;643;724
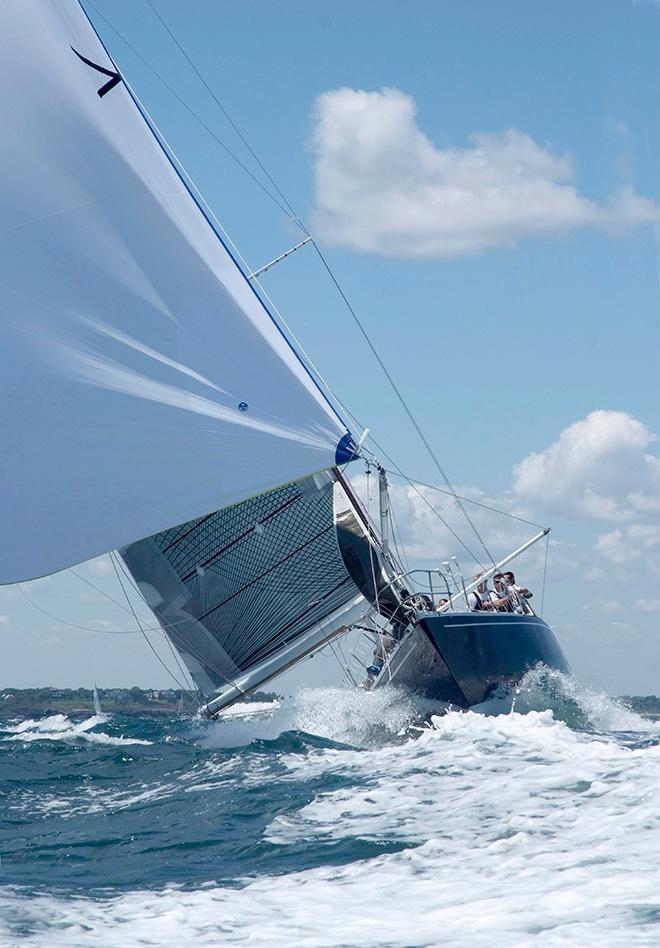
0;1;354;584
92;684;102;716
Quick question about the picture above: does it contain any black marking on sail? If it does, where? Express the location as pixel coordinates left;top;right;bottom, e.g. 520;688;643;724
71;47;121;97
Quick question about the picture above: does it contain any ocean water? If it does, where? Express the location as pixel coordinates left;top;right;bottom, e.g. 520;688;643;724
1;670;659;947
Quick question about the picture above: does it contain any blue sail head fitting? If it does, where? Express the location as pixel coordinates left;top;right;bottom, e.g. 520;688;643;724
335;432;358;465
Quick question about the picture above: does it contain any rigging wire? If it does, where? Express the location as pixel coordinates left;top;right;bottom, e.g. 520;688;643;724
113;555;252;709
372;442;485;567
69;562;137;615
388;497;411;574
17;570;220;638
309;238;496;567
143;0;298;220
112;553;198;695
83;1;292;217
113;556;251;704
382;470;547;530
16;583;138;634
85;1;496;567
109;552;194;695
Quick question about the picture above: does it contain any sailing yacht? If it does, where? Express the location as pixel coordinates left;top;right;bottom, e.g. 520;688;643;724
0;0;568;715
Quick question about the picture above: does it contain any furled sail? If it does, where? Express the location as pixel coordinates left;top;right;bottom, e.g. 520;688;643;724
120;471;373;713
0;0;354;584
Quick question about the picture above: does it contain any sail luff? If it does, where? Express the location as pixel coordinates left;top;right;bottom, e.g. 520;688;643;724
76;0;351;438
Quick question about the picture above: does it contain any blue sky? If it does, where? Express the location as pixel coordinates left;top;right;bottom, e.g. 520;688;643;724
3;0;660;695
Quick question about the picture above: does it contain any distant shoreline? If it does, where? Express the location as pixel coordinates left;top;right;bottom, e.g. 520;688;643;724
1;687;659;720
0;686;280;719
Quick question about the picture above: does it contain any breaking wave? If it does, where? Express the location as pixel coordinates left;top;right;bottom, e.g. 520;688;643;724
474;665;659;733
1;712;152;746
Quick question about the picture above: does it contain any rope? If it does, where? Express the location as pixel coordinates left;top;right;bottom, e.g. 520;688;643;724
144;0;298;219
83;2;292;217
388;495;411;573
112;556;253;706
16;583;138;634
540;531;550;618
310;240;495;566
109;552;194;694
383;470;547;530
69;562;138;615
112;553;199;696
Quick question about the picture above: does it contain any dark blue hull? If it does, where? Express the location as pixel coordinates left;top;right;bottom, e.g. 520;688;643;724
382;612;569;708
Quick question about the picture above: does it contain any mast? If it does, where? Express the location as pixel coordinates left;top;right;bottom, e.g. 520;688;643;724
378;466;391;558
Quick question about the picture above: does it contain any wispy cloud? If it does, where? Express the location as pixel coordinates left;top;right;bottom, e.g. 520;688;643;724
633;597;660;613
310;87;659;258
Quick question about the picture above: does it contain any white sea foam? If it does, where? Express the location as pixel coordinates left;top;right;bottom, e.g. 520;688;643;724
3;700;659;946
202;684;434;749
221;699;280;717
476;666;660;733
1;713;152;746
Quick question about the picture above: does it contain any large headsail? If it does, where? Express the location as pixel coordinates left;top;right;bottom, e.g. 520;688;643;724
120;471;374;713
0;1;354;584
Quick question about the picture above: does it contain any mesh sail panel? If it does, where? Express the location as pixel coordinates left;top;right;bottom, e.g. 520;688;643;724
120;473;361;696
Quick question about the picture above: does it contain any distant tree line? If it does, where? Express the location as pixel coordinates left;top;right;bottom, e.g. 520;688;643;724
0;686;279;717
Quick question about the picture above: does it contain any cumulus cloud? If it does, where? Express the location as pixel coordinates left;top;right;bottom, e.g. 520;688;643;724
345;409;659;605
309;87;660;258
595;524;660;565
513;410;660;521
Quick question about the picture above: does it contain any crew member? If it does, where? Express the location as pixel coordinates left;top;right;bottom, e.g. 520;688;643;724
503;571;533;612
467;575;493;611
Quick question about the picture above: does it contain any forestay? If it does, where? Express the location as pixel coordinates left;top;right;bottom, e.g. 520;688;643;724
0;0;353;584
120;471;370;710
